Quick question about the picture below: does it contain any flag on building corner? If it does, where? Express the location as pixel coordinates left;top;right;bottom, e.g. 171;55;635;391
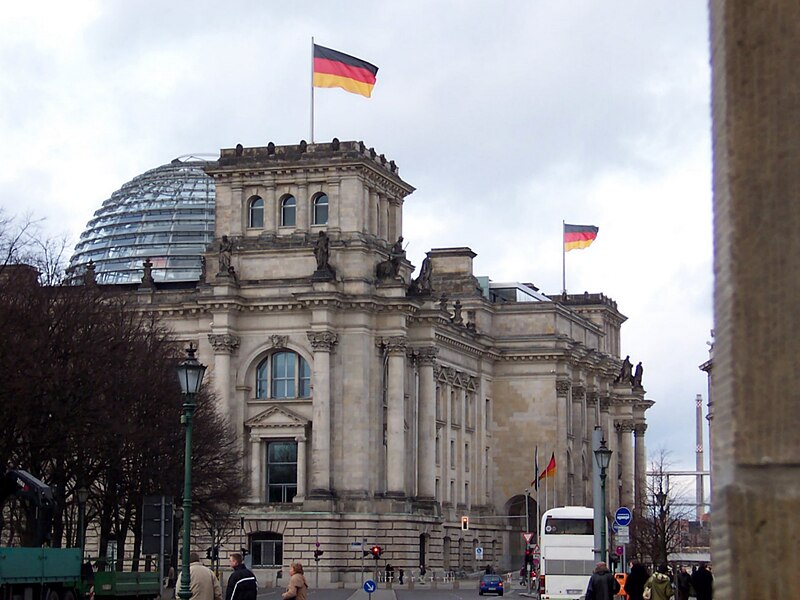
538;452;556;481
564;223;599;252
531;446;540;489
313;44;379;98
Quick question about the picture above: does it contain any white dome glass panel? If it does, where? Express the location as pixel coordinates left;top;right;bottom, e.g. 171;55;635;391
68;157;215;284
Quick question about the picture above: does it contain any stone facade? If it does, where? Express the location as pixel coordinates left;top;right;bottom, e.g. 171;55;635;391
132;140;651;583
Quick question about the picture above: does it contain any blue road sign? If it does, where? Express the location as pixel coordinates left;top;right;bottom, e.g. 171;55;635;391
615;507;632;526
612;521;619;534
364;579;377;593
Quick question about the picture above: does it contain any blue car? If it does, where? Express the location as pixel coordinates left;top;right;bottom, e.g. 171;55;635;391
479;574;504;596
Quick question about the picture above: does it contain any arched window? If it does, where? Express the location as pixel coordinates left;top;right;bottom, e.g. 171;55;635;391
251;532;283;567
255;351;311;399
281;195;296;227
313;193;329;225
248;196;264;228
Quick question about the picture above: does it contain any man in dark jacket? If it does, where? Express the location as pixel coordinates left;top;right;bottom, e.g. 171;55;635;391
585;561;620;600
225;553;257;600
691;563;713;600
675;566;692;600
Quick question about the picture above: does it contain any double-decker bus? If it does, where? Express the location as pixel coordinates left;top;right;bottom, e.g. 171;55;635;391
538;506;605;600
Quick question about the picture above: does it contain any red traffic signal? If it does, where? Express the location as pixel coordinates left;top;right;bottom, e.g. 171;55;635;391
371;545;383;558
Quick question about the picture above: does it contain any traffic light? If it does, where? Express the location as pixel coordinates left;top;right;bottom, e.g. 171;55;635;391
524;548;533;564
370;545;383;559
206;546;213;559
461;515;469;531
313;549;324;561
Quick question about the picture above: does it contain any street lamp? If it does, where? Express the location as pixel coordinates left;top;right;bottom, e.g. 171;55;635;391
594;438;613;563
176;343;206;600
76;487;89;559
655;488;668;564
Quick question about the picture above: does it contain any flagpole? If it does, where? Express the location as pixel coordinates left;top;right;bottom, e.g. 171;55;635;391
562;220;566;295
310;36;315;143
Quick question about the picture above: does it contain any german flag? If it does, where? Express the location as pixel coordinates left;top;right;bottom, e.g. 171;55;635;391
564;223;599;252
313;44;378;98
538;453;557;481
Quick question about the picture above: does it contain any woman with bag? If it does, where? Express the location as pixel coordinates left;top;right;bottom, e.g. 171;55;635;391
625;562;650;600
643;563;674;600
281;563;309;600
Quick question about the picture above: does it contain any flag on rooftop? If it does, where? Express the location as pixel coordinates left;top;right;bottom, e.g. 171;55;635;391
564;223;599;252
313;44;379;98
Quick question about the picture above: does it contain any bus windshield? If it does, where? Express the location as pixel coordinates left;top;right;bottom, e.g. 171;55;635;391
543;517;594;535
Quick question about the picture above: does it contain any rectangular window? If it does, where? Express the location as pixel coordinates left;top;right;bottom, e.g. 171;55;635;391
435;431;441;465
272;352;296;398
266;441;297;503
450;440;455;469
465;442;470;471
252;538;283;567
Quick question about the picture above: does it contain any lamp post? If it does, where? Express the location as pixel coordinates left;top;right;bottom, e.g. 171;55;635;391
76;487;89;559
594;438;613;564
655;488;668;564
176;344;206;600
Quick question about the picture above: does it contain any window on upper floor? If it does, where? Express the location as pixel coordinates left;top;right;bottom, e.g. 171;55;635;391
281;195;296;227
248;196;264;228
255;351;311;399
265;440;297;503
313;193;329;225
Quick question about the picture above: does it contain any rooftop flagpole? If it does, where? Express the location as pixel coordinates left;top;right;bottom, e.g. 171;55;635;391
562;220;567;295
310;36;315;143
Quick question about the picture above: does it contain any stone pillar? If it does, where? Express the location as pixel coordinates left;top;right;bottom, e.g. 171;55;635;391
384;336;407;497
369;189;378;235
297;183;308;230
633;423;647;516
249;436;261;503
710;2;800;595
295;434;307;502
416;347;438;500
207;333;240;427
231;186;244;235
264;184;276;233
307;331;337;497
616;421;634;509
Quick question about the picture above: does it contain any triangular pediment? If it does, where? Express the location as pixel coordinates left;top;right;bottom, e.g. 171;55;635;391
245;405;309;429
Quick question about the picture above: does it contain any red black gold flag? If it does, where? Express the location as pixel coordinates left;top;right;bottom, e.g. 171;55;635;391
538;453;557;481
313;44;379;98
563;223;599;252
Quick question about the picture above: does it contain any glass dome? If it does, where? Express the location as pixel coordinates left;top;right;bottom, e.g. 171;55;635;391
68;156;216;284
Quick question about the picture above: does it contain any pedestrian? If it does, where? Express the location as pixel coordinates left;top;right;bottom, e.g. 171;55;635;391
398;568;404;584
690;563;713;600
625;562;650;600
385;563;394;582
643;563;674;600
418;564;426;583
176;552;222;600
281;562;308;600
485;563;494;575
585;561;620;600
675;566;692;600
224;552;257;600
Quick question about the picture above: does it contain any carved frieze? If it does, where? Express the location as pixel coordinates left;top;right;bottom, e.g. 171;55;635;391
307;331;338;352
208;333;240;354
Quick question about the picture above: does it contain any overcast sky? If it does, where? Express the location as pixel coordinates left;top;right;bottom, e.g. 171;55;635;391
0;2;713;477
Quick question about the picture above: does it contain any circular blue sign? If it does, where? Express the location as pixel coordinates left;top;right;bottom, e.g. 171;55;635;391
614;507;632;526
363;579;377;593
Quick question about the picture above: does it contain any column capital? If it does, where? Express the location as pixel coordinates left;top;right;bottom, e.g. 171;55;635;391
379;335;408;354
556;379;571;398
587;390;599;405
208;333;240;354
572;384;586;401
633;423;648;436
412;346;439;366
615;420;635;433
307;331;338;352
600;394;612;412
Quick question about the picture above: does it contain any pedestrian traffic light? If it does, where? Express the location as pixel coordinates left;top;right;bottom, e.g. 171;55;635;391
524;548;533;564
371;545;383;559
461;515;469;531
206;546;213;559
313;549;324;561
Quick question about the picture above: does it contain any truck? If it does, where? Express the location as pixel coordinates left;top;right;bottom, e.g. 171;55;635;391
0;469;160;600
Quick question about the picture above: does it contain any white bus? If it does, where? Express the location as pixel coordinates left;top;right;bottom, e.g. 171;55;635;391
538;506;605;600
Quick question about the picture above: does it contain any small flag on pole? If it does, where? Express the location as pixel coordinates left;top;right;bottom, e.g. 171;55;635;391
563;223;599;252
538;452;556;481
313;44;379;98
531;446;540;489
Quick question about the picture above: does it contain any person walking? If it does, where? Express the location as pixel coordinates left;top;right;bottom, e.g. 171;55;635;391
643;563;674;600
675;566;692;600
175;553;222;600
690;563;713;600
224;553;257;600
625;562;651;600
281;562;308;600
585;561;620;600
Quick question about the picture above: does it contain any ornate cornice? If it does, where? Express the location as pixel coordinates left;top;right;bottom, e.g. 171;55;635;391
307;331;338;352
556;379;571;398
208;333;240;354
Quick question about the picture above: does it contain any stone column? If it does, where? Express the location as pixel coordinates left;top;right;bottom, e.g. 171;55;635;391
231;186;244;235
633;423;647;517
416;347;438;500
295;434;307;502
369;188;378;235
264;184;276;233
297;183;308;230
384;336;407;497
616;421;634;509
307;331;337;497
207;333;240;428
249;436;261;502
